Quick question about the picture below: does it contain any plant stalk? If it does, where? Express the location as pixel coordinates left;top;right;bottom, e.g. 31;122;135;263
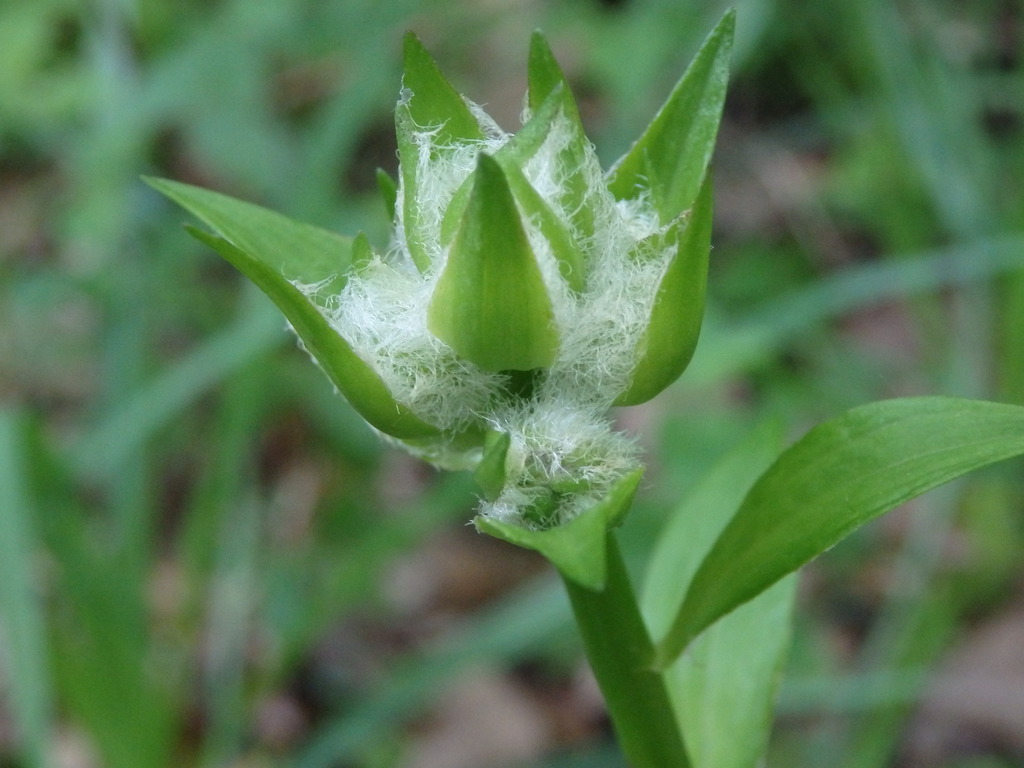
560;532;690;768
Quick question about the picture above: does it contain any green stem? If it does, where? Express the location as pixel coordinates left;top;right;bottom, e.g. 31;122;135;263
560;532;690;768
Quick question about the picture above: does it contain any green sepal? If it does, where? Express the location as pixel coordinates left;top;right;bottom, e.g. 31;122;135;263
606;9;734;222
428;153;559;372
397;33;486;272
474;431;511;501
615;175;713;406
350;231;374;273
475;469;643;591
375;168;398;222
185;227;439;440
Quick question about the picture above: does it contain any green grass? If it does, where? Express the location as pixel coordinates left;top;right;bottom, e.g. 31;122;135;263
1;0;1022;766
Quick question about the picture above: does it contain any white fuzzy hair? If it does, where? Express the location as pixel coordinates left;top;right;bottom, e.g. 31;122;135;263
297;92;680;528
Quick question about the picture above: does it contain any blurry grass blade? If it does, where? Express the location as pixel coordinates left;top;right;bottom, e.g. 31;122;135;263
0;409;54;768
428;153;559;371
375;167;398;221
657;397;1024;664
295;577;570;768
186;228;439;439
474;430;511;501
475;469;643;591
606;9;734;221
616;176;712;405
200;497;263;767
144;177;354;303
689;235;1024;386
643;421;793;768
73;295;281;479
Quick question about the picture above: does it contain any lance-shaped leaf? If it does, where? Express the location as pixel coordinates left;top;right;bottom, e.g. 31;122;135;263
655;397;1024;666
615;176;712;406
606;9;734;222
428;153;559;372
145;177;440;440
475;469;643;591
397;33;486;272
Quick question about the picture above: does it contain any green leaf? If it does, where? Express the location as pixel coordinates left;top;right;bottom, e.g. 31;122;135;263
428;153;559;372
656;397;1024;665
615;175;712;406
643;422;794;768
144;177;353;305
475;469;643;591
606;9;734;221
186;227;438;440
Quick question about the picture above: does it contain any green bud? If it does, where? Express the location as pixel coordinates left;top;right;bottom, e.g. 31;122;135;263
427;153;559;372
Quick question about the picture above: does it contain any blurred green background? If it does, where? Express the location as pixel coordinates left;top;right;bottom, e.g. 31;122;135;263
2;0;1023;766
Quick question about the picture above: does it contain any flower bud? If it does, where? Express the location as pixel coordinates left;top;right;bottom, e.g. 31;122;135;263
427;153;560;371
154;12;734;543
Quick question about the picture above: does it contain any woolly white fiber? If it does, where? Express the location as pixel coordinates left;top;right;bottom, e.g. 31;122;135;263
298;92;680;529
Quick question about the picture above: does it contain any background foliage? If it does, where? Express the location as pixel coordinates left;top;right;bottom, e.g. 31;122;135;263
1;0;1023;766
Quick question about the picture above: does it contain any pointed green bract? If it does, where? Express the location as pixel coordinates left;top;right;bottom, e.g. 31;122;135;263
350;231;374;273
397;33;486;272
656;397;1024;664
428;154;559;372
607;9;734;222
144;177;438;440
401;32;485;146
475;431;511;501
615;176;713;406
145;177;354;304
643;422;794;768
527;31;571;116
185;228;439;440
375;168;398;222
475;469;643;591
